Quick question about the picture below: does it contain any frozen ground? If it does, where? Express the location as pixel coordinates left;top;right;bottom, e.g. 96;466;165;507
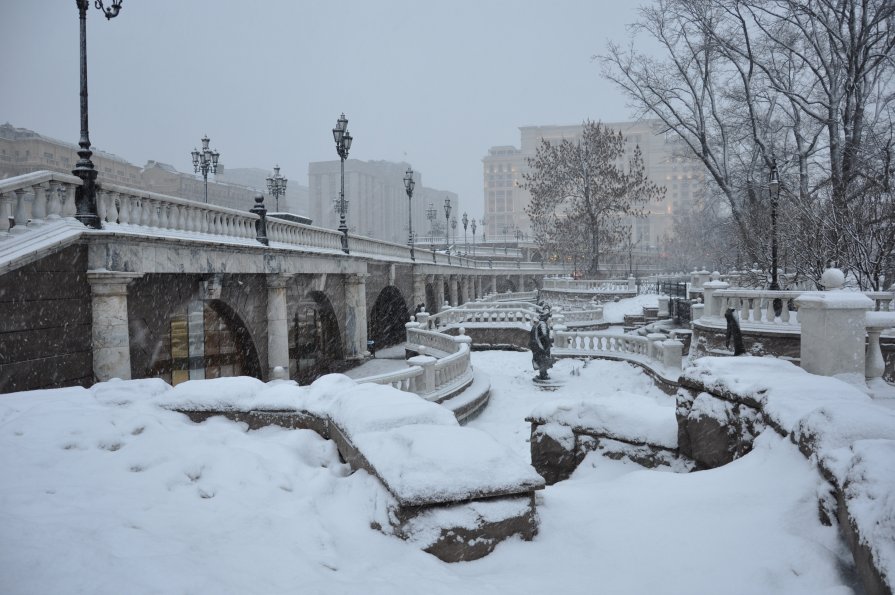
0;350;858;595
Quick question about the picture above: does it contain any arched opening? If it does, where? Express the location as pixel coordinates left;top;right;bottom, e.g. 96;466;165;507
150;298;261;385
496;277;517;293
368;285;410;352
290;291;343;385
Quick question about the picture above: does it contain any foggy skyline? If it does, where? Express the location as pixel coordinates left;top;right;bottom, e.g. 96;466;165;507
2;1;645;219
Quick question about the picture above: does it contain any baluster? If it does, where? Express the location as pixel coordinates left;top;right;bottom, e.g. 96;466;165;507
30;183;47;225
47;180;62;221
764;298;774;324
781;301;791;323
739;297;748;321
11;188;28;233
159;202;171;230
117;192;130;225
148;198;160;228
751;296;761;322
0;192;11;235
107;192;120;225
59;183;76;218
95;189;108;223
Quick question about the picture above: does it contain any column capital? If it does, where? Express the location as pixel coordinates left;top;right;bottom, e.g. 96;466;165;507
86;271;143;296
344;272;369;285
266;273;294;289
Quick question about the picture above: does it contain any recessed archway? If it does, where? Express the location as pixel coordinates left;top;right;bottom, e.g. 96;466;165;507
368;285;410;352
290;291;343;385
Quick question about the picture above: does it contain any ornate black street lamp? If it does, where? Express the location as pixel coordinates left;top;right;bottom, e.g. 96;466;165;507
769;160;782;315
404;167;416;261
426;202;437;262
266;164;287;212
73;0;123;229
451;216;457;248
471;218;477;257
332;113;353;254
191;135;220;204
462;212;468;255
443;197;452;264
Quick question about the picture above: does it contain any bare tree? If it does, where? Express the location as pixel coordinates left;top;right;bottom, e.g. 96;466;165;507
600;0;895;289
523;121;665;277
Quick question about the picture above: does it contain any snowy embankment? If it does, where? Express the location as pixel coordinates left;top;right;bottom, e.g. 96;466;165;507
0;350;863;594
682;356;895;594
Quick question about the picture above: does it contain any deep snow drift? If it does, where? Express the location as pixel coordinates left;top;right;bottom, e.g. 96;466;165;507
0;352;858;595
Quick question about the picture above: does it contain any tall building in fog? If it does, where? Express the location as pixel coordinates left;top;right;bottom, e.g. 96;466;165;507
482;120;706;249
308;159;458;245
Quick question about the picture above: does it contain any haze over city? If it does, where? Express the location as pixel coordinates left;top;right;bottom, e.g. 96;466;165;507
2;0;643;218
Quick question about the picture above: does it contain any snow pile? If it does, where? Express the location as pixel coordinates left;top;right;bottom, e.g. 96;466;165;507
600;293;658;324
528;392;677;449
683;356;871;432
0;351;862;594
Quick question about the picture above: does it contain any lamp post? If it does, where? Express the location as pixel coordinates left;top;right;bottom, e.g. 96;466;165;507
471;218;477;257
451;216;457;250
404;167;416;261
426;202;437;262
462;212;468;255
72;0;123;229
266;164;287;212
191;135;220;204
481;216;487;243
769;160;782;316
443;197;452;264
332;113;353;254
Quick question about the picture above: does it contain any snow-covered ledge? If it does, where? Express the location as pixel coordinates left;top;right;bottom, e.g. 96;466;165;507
677;357;895;595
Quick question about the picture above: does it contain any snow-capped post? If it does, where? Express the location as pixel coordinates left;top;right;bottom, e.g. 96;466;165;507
407;354;436;394
701;280;729;318
657;295;670;318
250;193;269;246
662;339;684;370
628;276;636;291
794;268;873;380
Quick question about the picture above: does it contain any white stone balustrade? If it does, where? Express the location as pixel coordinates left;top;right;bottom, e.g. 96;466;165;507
552;329;683;378
0;171;82;237
865;312;895;381
542;277;634;293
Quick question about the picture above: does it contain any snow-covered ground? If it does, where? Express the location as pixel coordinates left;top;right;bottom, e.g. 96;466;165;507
0;351;857;594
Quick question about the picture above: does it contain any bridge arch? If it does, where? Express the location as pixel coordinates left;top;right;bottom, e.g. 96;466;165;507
139;294;262;385
290;291;343;384
368;285;410;352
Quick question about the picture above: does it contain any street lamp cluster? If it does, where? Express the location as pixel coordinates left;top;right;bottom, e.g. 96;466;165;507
403;167;416;261
266;165;287;212
332;113;353;254
444;197;452;264
191;135;220;204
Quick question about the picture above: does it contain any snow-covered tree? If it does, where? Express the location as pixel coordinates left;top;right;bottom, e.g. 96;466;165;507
523;121;664;277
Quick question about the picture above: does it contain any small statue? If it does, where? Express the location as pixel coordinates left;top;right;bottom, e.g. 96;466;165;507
724;307;745;355
529;304;554;380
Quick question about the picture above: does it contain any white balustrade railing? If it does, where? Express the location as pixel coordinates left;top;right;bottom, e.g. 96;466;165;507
556;306;605;325
427;305;540;329
542;277;636;293
553;329;684;376
358;324;474;402
0;171;82;237
483;290;538;302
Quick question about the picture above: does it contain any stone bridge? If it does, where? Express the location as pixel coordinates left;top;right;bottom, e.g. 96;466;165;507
0;171;563;393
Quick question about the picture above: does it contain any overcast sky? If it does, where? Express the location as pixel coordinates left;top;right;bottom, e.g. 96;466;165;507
2;1;646;219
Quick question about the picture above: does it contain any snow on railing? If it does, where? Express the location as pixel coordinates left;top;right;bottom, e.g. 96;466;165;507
426;304;539;329
553;329;684;377
357;323;474;402
541;277;637;293
482;290;538;302
0;171;82;236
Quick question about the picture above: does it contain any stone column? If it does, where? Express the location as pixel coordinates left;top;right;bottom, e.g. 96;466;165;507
434;275;445;313
344;273;369;360
449;275;459;306
460;276;470;305
795;289;873;379
87;271;142;382
475;276;482;299
412;273;427;313
266;274;293;380
518;274;525;292
492;275;498;294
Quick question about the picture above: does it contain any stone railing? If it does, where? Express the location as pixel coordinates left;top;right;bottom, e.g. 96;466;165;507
358;323;474;403
0;171;82;235
557;306;605;325
484;290;539;302
426;304;540;329
702;285;894;329
542;277;636;292
553;329;684;382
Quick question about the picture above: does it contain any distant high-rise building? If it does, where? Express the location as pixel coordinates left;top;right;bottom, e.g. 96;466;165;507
482;120;706;250
308;159;458;245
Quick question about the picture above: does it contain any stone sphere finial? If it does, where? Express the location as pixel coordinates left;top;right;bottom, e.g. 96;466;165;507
255;193;264;205
820;267;845;290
